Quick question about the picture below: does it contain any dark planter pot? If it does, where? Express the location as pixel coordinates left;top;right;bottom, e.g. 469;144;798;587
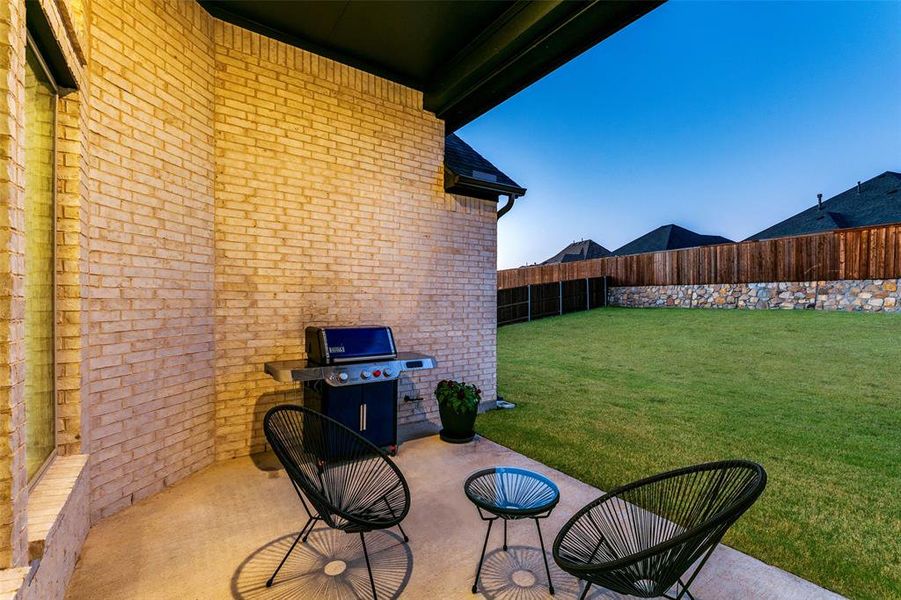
438;402;477;443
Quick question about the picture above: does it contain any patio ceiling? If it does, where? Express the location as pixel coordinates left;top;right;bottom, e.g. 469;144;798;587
198;0;663;131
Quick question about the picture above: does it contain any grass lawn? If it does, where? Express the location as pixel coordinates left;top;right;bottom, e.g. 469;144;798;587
478;308;901;600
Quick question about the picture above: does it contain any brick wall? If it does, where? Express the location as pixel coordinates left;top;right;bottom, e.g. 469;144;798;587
46;0;90;458
0;0;505;591
55;91;90;456
212;24;497;458
84;0;498;509
0;0;89;581
86;0;216;520
1;0;499;563
0;0;29;569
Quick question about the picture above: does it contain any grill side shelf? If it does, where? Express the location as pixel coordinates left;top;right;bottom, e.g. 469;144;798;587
264;361;324;384
395;352;438;371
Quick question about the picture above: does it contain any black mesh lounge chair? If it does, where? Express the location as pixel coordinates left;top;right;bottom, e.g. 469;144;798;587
553;460;766;600
263;404;411;599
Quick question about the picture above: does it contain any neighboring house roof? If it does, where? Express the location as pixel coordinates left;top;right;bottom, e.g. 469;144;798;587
745;171;901;241
542;239;613;264
444;134;526;201
613;224;732;257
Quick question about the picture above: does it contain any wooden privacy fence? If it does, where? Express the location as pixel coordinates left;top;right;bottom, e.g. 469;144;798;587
498;277;608;326
498;224;901;290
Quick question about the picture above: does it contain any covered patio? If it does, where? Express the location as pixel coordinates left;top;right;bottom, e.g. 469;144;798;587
0;1;868;598
66;434;841;600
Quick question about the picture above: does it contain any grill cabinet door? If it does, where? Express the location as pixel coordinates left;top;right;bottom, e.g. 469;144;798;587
303;379;398;451
359;381;396;448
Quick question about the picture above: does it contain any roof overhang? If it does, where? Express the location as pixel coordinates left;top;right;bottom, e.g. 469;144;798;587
198;0;662;131
444;171;527;202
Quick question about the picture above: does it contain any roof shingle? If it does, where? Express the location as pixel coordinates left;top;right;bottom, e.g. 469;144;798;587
444;134;525;200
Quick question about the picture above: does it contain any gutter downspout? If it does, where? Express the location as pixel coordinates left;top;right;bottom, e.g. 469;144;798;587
497;193;518;220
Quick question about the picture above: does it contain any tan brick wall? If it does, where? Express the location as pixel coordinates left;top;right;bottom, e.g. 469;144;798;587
0;0;30;569
2;0;499;554
86;0;216;520
37;0;91;459
85;0;496;516
55;91;90;456
0;0;89;576
212;24;497;458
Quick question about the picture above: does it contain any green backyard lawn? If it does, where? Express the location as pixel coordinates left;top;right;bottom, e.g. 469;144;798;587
478;308;901;600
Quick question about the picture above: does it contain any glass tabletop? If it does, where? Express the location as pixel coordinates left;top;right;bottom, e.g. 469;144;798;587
464;466;560;515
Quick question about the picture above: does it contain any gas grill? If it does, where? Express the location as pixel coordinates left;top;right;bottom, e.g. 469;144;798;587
264;326;436;453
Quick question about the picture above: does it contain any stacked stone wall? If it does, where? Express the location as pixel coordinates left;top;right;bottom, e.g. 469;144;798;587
609;279;899;312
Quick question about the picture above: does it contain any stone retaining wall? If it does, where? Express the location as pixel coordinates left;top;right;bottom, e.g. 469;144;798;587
608;279;899;312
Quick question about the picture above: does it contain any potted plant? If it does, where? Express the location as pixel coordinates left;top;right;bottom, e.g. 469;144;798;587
435;380;481;443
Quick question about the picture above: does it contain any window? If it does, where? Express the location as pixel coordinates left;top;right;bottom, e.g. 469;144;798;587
24;39;57;481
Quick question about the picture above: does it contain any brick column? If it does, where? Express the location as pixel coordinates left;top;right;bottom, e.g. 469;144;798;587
55;92;90;456
0;0;31;568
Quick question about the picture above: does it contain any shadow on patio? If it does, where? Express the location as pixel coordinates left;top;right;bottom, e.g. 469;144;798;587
65;436;843;600
232;529;412;599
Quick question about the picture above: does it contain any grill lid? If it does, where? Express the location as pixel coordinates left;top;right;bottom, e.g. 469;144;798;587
305;326;397;365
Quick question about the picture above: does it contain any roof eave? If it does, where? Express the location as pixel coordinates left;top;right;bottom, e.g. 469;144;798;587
428;1;664;131
445;171;527;201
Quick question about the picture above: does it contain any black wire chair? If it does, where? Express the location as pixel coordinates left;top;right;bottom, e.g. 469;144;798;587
553;460;766;600
263;404;411;599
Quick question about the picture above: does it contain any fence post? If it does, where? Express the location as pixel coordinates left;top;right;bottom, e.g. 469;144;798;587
586;277;590;310
559;281;563;315
527;285;531;322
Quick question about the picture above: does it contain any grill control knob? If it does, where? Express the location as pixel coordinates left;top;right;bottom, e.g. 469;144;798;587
360;371;370;379
384;368;393;377
337;372;349;383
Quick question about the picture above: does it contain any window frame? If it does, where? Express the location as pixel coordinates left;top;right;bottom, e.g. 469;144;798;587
24;31;59;489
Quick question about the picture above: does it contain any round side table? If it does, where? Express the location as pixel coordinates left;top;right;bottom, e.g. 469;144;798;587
464;466;560;595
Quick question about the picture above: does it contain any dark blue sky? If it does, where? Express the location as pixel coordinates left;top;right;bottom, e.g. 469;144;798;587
457;1;901;269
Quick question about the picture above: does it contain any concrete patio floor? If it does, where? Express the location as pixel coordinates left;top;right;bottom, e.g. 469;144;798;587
66;435;843;599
